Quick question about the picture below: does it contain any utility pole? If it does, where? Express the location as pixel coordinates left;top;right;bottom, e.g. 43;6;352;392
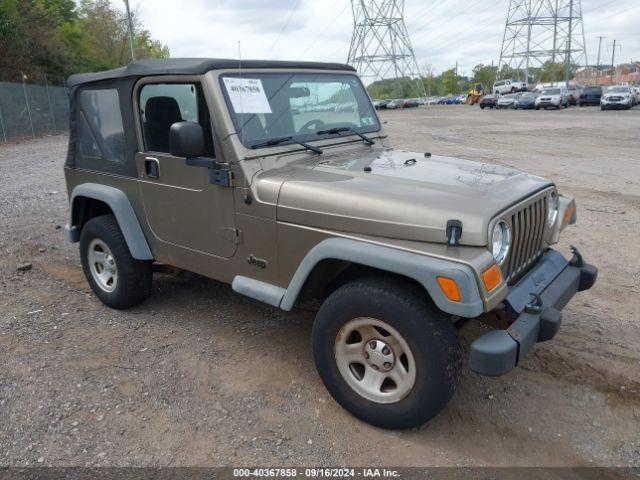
609;40;621;82
124;0;137;62
564;0;573;87
595;36;605;85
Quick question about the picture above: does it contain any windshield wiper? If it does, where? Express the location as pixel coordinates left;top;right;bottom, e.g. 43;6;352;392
316;127;375;145
250;136;323;154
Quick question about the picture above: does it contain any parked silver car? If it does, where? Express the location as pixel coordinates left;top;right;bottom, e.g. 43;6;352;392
497;93;521;109
601;86;634;110
535;88;568;110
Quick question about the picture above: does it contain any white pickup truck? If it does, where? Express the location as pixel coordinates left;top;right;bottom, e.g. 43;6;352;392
493;79;528;95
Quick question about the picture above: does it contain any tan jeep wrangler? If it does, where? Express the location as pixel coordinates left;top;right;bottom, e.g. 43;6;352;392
64;58;597;429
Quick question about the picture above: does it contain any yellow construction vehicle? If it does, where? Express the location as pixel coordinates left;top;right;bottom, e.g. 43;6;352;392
466;83;487;105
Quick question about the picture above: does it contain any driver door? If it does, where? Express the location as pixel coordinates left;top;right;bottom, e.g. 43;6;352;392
135;80;237;258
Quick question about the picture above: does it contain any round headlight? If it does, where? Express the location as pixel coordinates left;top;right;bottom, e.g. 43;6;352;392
491;221;510;265
547;191;559;227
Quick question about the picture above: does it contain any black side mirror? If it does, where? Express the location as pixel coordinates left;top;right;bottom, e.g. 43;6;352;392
169;121;206;158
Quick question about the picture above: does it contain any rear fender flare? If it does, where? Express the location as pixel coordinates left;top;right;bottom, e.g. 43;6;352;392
67;183;153;260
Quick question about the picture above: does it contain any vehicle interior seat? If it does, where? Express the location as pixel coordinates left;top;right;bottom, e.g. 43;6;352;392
143;96;183;153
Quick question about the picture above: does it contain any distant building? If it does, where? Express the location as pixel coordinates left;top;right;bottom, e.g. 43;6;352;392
574;62;640;86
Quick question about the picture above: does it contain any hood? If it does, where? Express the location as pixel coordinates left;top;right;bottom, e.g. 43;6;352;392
274;149;552;246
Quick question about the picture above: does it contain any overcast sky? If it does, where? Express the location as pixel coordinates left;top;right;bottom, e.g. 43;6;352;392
120;0;639;77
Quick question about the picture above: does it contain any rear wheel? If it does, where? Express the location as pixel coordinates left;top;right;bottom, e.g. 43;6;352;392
312;276;460;429
80;215;152;309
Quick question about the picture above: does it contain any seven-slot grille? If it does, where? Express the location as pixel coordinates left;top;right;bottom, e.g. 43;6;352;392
503;194;548;284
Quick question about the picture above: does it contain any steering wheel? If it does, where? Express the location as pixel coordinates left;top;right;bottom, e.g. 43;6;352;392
297;119;326;134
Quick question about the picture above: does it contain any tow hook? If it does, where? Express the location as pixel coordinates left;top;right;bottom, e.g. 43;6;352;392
570;245;584;267
524;293;543;315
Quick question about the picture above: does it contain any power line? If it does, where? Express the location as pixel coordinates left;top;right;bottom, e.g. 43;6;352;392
270;0;303;53
298;1;350;57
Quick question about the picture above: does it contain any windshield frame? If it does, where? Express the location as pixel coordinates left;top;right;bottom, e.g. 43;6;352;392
219;71;381;150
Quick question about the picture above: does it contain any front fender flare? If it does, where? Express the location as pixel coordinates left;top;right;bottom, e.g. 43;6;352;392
67;183;153;260
279;237;484;318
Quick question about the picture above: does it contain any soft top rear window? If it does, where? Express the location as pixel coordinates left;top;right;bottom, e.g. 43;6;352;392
78;89;125;164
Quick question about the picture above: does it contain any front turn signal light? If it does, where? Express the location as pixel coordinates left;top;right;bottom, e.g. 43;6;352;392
482;264;502;292
563;203;576;227
437;276;461;302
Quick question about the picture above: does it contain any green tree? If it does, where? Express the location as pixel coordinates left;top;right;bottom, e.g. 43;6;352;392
539;61;566;82
0;0;76;80
75;0;169;72
0;0;169;81
472;63;497;89
441;69;458;95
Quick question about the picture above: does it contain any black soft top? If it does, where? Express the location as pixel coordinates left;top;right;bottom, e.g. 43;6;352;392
67;58;356;87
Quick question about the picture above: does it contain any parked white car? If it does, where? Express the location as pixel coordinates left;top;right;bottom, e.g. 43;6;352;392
631;86;640;106
535;87;569;110
493;79;528;95
601;86;634;110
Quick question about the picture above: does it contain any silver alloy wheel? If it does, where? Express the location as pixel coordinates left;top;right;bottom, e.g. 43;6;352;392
334;317;417;404
87;239;117;293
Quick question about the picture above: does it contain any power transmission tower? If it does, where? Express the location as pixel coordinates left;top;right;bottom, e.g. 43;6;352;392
347;0;426;98
498;0;588;84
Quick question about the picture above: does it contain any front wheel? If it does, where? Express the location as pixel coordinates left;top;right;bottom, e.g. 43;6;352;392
80;214;152;309
312;276;460;429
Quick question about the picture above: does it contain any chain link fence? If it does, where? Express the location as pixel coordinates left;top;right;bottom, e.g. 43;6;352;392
0;72;70;143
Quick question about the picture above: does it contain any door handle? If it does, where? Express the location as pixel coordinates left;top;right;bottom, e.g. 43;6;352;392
144;157;159;179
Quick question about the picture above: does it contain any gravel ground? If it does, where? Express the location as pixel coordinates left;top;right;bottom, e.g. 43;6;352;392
0;105;639;467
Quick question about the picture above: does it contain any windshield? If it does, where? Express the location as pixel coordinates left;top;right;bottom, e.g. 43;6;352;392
521;93;536;99
543;89;561;95
607;86;630;93
220;72;379;149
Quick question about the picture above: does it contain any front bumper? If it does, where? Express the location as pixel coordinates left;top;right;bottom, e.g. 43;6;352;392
602;102;631;109
537;101;560;107
469;248;597;376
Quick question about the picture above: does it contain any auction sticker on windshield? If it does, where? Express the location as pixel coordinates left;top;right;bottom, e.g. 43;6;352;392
223;77;272;114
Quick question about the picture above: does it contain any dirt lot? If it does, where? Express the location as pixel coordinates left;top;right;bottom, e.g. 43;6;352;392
1;105;639;467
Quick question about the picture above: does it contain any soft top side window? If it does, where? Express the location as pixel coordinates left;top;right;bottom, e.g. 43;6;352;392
138;83;215;157
77;89;125;164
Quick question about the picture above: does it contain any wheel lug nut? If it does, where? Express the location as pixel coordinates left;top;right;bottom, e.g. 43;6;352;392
364;352;369;359
371;365;379;370
383;362;392;369
382;346;390;355
369;340;377;349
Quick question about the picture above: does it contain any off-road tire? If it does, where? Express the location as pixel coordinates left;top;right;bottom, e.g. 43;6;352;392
312;276;461;429
80;214;152;309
